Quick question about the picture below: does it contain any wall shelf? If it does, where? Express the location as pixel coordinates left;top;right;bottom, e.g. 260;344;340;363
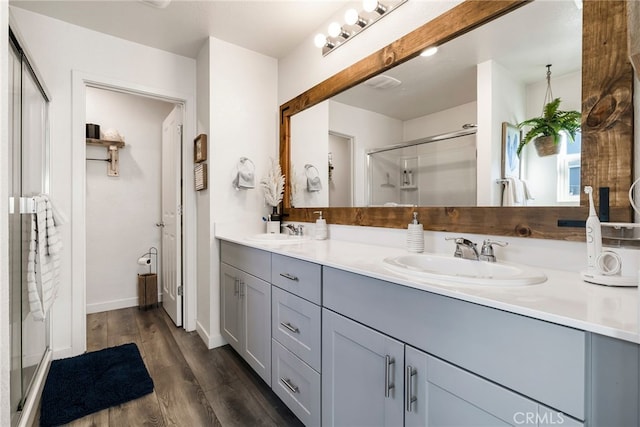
86;137;125;149
86;138;124;176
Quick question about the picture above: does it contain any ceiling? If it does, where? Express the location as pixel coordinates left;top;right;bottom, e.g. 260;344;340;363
9;0;351;59
333;0;582;121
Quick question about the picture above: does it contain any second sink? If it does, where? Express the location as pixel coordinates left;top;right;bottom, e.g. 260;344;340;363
383;253;547;286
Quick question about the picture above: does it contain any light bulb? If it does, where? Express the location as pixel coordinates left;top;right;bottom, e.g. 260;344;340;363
345;9;359;25
314;34;327;48
328;22;341;38
420;46;438;57
363;0;378;12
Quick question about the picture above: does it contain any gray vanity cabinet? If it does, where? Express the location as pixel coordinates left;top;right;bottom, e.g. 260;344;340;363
322;308;405;427
220;242;272;386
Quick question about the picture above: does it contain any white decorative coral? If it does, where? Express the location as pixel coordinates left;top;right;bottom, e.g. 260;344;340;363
260;158;285;207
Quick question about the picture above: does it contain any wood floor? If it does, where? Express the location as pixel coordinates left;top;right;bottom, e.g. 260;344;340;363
41;306;303;427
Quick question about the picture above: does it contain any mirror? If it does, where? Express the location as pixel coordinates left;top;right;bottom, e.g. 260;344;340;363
290;0;582;208
280;0;633;240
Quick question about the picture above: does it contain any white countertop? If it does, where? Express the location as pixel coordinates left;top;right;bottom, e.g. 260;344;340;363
216;231;640;344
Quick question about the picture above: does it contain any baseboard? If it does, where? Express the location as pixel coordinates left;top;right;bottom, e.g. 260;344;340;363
86;294;163;314
196;321;226;349
17;348;52;427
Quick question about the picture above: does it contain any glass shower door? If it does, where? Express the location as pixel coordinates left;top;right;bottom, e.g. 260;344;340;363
9;31;50;426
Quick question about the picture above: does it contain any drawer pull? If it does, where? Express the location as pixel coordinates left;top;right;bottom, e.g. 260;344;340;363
280;321;300;334
406;366;417;412
280;377;299;394
384;355;395;398
279;273;299;282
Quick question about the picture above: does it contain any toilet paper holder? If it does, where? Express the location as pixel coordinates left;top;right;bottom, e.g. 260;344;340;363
137;246;158;275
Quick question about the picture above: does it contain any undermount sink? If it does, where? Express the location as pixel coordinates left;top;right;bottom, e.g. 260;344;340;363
383;253;547;286
246;233;310;244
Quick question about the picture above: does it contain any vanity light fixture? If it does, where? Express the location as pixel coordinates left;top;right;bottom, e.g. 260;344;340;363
315;0;406;56
328;22;351;40
420;46;439;57
345;9;368;28
363;0;387;15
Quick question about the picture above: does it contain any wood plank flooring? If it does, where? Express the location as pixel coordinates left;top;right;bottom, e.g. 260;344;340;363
39;307;303;427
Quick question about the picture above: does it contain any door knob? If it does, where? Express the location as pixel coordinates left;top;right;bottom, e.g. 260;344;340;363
155;222;165;227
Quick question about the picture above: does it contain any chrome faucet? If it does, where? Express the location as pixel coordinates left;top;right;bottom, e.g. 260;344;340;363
283;223;304;236
445;237;479;260
478;239;508;263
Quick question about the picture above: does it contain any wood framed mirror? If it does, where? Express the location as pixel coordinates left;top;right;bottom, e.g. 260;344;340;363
279;0;634;241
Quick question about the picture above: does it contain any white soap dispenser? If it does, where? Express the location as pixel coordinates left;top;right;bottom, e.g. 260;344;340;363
314;211;327;240
407;212;424;253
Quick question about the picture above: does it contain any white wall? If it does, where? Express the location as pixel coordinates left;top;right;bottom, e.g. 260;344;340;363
476;60;526;206
195;39;212;347
329;100;403;206
197;37;278;349
1;1;10;424
291;101;329;207
403;102;477;140
9;6;196;358
85;88;174;313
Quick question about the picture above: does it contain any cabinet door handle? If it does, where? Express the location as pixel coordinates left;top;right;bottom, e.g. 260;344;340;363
280;377;299;394
279;272;299;282
384;355;395;398
234;278;239;296
280;321;300;333
239;281;245;297
406;365;417;412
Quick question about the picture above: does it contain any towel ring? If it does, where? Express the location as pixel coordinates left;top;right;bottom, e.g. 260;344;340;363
239;157;255;171
304;164;319;178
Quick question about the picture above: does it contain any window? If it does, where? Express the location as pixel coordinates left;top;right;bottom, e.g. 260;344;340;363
557;131;581;203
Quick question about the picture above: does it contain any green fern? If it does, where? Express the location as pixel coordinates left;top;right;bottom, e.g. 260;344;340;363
517;98;581;156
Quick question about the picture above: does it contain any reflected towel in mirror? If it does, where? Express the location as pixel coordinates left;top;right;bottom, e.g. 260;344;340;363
501;177;534;206
305;164;322;192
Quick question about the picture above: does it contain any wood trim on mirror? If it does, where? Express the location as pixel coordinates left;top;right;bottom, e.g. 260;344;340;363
279;0;633;241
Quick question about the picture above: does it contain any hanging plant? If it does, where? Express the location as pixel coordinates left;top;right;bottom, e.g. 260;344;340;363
517;97;581;156
516;64;581;157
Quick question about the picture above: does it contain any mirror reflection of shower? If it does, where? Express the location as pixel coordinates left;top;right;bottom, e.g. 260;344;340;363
367;128;477;207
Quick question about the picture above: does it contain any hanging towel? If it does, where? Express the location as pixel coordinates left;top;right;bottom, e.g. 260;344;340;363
501;178;534;206
232;157;255;190
305;164;322;192
26;195;62;321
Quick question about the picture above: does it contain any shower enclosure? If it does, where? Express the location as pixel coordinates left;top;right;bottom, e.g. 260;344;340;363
367;128;477;207
9;29;52;426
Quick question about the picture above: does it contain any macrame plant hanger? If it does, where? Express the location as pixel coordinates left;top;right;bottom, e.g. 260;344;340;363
541;64;553;115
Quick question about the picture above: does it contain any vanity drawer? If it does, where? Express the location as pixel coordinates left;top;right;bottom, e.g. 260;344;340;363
272;339;321;427
272;286;321;372
221;240;271;281
271;254;321;304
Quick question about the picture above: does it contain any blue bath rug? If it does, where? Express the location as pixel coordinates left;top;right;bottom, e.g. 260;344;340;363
40;343;154;426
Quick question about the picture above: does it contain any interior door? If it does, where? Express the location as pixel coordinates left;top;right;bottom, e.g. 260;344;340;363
161;105;183;326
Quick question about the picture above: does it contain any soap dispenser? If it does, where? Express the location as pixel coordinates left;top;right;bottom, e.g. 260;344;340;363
314;211;328;240
407;212;424;253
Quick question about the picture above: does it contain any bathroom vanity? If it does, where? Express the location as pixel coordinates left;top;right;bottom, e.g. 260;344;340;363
218;234;639;426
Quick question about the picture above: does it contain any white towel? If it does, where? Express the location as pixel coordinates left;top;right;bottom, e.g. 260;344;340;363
502;178;522;206
232;158;255;190
502;178;534;206
26;195;62;321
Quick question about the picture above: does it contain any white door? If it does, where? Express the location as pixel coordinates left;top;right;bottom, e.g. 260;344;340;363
161;105;183;326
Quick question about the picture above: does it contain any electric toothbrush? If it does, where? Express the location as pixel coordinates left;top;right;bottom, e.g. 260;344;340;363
584;186;602;272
